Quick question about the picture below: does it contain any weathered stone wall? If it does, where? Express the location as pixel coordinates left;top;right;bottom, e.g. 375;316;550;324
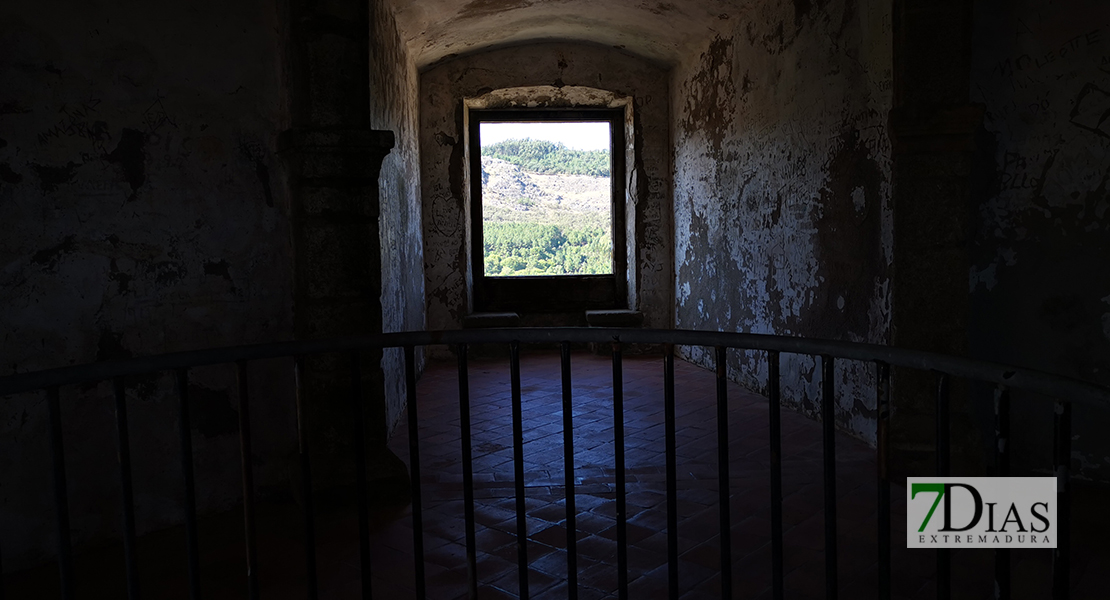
672;0;893;442
0;0;294;569
371;1;425;433
971;0;1110;480
419;42;672;333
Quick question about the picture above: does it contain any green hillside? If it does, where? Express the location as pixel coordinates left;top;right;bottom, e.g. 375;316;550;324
483;222;611;276
482;138;610;177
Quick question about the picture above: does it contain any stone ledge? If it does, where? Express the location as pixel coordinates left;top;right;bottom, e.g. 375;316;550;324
585;309;644;328
462;312;521;329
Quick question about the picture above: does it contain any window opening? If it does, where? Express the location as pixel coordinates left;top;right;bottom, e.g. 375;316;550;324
469;108;627;312
479;121;612;277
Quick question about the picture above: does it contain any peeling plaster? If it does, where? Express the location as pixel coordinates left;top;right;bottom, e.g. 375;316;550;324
673;0;892;444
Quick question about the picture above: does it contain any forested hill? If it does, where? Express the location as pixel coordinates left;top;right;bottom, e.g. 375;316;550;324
482;138;610;177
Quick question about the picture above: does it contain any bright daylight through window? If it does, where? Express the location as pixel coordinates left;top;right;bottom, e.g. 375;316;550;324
479;121;613;277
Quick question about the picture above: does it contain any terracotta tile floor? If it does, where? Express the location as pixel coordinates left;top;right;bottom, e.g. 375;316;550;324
372;351;1108;600
375;350;898;600
7;351;1108;599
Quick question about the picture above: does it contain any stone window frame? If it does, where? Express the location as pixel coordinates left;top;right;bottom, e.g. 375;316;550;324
467;107;628;313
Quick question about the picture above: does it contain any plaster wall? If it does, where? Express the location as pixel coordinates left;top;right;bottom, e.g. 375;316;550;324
371;1;425;433
0;0;295;570
389;0;751;69
672;0;893;442
419;43;673;332
971;0;1110;480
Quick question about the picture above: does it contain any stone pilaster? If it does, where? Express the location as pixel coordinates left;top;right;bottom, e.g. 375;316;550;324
280;0;408;497
889;0;986;478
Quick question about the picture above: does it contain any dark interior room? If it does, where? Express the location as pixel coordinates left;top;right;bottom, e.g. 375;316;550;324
2;0;1109;598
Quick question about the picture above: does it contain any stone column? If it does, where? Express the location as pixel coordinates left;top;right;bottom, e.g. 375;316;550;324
279;0;408;497
889;0;986;477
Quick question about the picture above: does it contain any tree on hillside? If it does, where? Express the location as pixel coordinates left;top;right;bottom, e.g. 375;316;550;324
482;138;610;177
484;222;611;276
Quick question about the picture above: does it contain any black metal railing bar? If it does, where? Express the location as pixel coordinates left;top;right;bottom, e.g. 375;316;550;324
292;356;317;599
238;361;261;600
46;386;73;599
821;355;838;599
2;327;1108;600
404;345;426;600
3;329;1107;407
714;346;732;600
508;340;529;599
113;376;140;600
457;344;479;600
994;386;1011;600
663;344;679;599
175;369;201;600
876;362;892;600
611;342;628;600
768;351;785;600
1053;400;1072;599
559;342;579;600
936;373;951;600
349;353;373;600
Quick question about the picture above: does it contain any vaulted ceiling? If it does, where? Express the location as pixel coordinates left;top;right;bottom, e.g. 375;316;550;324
387;0;748;69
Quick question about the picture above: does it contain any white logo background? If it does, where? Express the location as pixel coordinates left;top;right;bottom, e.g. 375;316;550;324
906;477;1056;548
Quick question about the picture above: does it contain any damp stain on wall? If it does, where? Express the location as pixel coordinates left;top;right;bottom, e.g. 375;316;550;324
808;127;885;339
239;140;274;207
31;161;81;193
0;163;22;185
30;235;77;270
203;258;234;286
672;0;892;444
104;128;146;201
679;35;735;153
107;258;132;294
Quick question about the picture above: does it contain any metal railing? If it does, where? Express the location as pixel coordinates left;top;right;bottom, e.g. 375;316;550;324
1;327;1109;600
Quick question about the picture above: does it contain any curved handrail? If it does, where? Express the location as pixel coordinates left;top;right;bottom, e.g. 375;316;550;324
2;327;1108;407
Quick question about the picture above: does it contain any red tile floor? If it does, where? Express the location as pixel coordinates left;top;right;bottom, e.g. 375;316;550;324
7;350;1109;599
379;349;886;600
367;351;1108;600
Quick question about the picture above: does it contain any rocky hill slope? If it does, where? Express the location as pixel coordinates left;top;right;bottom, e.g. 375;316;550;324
481;156;610;230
